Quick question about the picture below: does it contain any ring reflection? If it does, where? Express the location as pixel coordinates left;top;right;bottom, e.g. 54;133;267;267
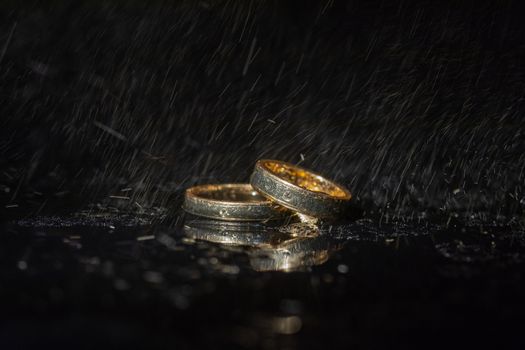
183;219;346;272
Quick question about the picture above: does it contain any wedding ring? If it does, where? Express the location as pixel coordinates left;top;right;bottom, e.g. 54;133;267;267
183;183;286;221
250;159;352;218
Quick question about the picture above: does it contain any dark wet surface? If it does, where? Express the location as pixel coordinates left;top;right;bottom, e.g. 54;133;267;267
2;209;525;349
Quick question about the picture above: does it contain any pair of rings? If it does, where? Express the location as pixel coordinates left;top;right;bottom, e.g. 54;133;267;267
183;159;352;221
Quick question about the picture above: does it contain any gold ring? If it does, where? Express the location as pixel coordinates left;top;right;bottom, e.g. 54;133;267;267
183;183;285;221
250;159;352;218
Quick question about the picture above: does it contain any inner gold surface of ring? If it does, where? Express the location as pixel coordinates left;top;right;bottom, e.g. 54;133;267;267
188;184;269;204
261;161;350;199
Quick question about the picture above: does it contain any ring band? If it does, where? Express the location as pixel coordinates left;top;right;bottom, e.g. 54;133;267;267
183;183;285;221
250;159;352;218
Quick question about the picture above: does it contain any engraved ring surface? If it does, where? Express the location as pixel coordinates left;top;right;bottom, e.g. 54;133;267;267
250;159;352;218
183;183;285;221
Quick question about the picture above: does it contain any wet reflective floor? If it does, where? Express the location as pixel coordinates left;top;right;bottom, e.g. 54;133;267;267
2;211;525;349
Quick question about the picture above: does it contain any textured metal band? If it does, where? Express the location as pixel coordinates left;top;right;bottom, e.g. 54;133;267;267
250;160;352;218
183;183;285;221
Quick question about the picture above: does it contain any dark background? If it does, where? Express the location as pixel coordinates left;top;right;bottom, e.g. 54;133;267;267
1;0;524;218
1;0;525;349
